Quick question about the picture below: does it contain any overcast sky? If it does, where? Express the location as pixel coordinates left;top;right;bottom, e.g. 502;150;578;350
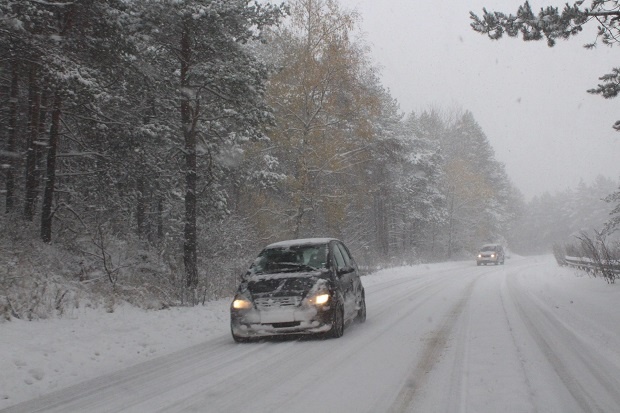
339;0;620;200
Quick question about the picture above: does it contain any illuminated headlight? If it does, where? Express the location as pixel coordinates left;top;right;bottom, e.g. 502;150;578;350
308;292;330;306
477;254;482;258
490;253;496;258
232;296;253;310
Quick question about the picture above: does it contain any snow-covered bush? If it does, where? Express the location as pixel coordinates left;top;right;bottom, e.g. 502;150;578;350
558;230;620;284
576;231;620;284
0;219;99;321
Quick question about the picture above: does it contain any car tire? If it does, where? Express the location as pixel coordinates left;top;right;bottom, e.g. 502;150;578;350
328;304;344;339
231;326;252;343
232;334;249;343
356;293;367;323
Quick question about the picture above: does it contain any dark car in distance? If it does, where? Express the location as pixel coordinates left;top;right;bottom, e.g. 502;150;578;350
230;238;366;342
476;243;505;266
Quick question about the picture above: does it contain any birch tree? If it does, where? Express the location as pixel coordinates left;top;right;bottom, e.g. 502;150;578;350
259;0;380;240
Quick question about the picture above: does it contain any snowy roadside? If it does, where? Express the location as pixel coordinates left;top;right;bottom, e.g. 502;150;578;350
0;299;231;409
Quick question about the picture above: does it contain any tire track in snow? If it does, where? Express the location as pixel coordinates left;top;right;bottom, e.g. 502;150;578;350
496;275;540;413
366;264;478;322
0;335;266;413
387;274;481;413
365;264;469;299
424;266;541;413
156;340;317;413
507;273;620;413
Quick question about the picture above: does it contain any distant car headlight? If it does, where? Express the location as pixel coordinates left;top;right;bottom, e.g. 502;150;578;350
491;253;496;258
232;295;253;310
307;292;330;306
477;254;482;258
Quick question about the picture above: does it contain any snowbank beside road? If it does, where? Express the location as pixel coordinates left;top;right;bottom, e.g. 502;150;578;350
0;299;231;409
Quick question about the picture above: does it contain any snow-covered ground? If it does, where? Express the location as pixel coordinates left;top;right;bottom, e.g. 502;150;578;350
0;296;232;409
2;255;620;412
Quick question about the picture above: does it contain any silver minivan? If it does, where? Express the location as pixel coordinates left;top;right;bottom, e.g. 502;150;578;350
476;243;505;266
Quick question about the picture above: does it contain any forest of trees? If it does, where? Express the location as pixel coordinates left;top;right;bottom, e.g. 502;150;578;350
509;176;619;255
2;0;612;313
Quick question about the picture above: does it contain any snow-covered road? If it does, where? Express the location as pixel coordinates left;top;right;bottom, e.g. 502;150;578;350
3;255;620;412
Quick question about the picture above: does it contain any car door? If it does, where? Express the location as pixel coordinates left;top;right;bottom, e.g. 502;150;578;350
332;241;357;321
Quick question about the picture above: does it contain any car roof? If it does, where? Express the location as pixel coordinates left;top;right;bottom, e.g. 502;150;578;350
265;238;338;249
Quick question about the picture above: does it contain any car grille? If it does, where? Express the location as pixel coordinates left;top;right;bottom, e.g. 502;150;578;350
271;322;301;328
254;296;301;309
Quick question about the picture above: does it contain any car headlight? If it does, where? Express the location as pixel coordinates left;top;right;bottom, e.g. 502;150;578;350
491;253;496;258
307;292;330;306
232;295;253;310
477;254;482;258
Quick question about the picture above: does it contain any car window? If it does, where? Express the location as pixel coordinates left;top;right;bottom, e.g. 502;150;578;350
304;244;328;269
332;243;346;270
336;243;352;267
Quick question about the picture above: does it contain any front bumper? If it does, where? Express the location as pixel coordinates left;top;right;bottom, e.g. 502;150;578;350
231;304;335;338
477;255;500;264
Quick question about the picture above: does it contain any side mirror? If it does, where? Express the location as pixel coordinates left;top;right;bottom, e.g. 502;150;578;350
337;266;354;276
241;270;252;281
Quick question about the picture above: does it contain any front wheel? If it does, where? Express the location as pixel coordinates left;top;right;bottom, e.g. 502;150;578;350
231;325;254;343
328;305;344;339
232;333;251;343
356;293;367;323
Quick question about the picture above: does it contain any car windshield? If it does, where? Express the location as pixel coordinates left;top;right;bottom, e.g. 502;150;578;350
251;244;328;275
481;245;497;252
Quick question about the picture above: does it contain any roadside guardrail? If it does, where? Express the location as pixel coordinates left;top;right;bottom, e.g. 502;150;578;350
562;255;620;279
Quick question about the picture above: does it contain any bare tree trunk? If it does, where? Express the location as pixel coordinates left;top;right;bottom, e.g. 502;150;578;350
41;92;62;243
34;89;48;214
157;196;164;241
5;62;19;214
374;166;390;261
293;135;308;239
24;66;41;221
375;190;389;261
136;175;146;239
180;21;198;290
446;187;455;259
137;97;156;241
293;203;304;239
